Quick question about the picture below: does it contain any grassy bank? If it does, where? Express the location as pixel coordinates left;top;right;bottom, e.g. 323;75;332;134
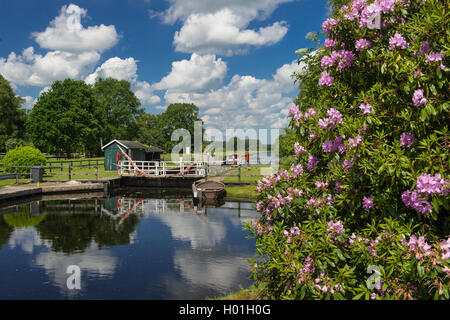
225;185;258;200
208;282;269;300
220;166;266;201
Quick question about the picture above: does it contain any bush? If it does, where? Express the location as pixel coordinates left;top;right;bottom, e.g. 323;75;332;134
2;146;47;174
249;0;449;300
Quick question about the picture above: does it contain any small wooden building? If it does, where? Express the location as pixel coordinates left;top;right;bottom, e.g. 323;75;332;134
102;139;163;171
145;145;164;161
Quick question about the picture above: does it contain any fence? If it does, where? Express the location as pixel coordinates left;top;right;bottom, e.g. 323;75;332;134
0;173;21;183
208;164;269;185
117;160;206;177
0;164;100;182
46;159;103;173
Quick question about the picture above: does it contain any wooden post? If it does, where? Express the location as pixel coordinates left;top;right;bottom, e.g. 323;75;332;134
238;165;241;184
61;161;63;172
88;160;91;169
95;165;98;180
68;166;71;180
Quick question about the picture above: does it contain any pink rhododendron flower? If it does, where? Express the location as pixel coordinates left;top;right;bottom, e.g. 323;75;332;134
440;238;450;260
307;155;319;171
329;49;355;70
304;108;318;118
322;18;338;34
362;195;374;211
318;118;335;130
315;180;329;189
359;103;373;114
319;71;334;86
327;220;345;234
324;38;337;49
416;173;446;195
322;140;334;153
288;105;302;120
327;108;343;123
343;158;354;171
294;142;307;156
321;55;335;68
408;235;432;260
401;190;433;214
355;38;372;51
348;134;362;148
290;163;304;178
400;133;416;147
415;41;431;56
389;33;408;50
360;2;382;28
425;52;445;63
412;89;428;107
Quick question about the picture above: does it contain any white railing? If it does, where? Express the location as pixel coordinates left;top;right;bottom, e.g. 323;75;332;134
117;160;207;177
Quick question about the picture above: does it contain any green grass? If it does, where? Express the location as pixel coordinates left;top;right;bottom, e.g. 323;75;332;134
217;166;267;200
207;282;268;300
0;179;32;187
0;162;117;186
225;185;258;200
42;166;119;180
221;166;267;184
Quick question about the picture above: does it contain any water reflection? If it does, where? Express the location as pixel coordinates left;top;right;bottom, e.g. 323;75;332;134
0;196;257;299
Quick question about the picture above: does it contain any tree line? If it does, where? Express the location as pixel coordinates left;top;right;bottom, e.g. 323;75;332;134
0;74;202;157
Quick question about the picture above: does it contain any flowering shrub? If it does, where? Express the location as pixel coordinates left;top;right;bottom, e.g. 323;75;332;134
248;0;449;300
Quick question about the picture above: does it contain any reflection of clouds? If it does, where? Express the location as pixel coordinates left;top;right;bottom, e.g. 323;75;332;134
129;230;137;245
8;227;50;254
35;243;117;296
158;215;226;249
165;248;252;299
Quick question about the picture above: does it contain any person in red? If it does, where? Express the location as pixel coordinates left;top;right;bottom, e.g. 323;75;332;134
246;151;250;168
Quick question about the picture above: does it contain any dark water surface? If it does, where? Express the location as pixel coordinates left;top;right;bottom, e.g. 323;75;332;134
0;196;258;299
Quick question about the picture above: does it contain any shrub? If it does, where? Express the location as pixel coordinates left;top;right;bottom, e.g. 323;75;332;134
2;146;47;174
248;0;449;300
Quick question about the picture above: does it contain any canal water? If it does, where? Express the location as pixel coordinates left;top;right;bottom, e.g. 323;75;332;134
0;195;258;299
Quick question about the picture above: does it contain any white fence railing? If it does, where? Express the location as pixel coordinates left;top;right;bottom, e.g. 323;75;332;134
117;160;207;177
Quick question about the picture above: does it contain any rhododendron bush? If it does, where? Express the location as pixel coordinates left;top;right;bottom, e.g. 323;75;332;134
247;0;449;299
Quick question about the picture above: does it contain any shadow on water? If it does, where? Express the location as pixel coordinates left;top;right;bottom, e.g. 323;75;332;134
0;191;258;299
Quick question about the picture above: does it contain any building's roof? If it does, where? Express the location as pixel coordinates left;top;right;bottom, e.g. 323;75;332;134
145;146;164;153
101;139;147;150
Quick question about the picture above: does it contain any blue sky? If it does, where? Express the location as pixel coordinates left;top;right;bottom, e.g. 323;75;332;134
0;0;329;131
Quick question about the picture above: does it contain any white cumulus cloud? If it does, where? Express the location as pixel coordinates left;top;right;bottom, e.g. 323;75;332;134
0;47;100;87
153;53;227;92
32;4;119;53
152;0;292;56
0;4;119;88
163;60;304;129
133;80;161;105
173;9;288;56
85;57;139;84
155;0;293;24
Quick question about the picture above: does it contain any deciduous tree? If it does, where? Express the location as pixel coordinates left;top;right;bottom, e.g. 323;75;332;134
26;79;101;157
